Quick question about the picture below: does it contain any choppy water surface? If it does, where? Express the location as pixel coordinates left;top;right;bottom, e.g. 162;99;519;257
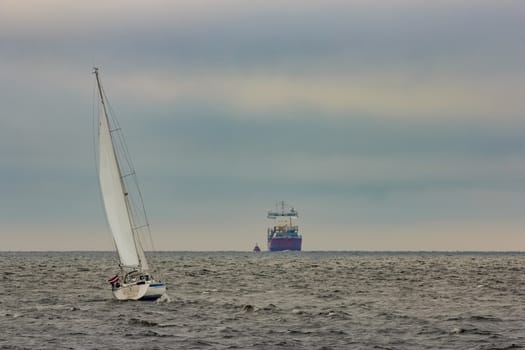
1;251;524;349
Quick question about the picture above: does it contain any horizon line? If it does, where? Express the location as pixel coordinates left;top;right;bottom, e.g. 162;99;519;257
1;250;523;254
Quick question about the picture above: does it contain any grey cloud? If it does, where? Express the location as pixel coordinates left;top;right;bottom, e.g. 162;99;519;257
1;1;523;76
138;104;525;158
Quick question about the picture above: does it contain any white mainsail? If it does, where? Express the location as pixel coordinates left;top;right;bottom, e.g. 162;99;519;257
96;68;151;269
98;108;141;267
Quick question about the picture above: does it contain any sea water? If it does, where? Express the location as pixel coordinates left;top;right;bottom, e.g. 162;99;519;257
1;251;524;349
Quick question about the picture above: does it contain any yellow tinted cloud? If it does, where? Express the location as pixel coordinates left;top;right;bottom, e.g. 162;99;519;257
116;71;525;121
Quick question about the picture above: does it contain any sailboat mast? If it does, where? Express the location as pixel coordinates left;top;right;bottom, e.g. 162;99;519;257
94;68;109;122
94;67;147;271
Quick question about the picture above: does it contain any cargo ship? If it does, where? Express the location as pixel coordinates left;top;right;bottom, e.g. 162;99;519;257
267;201;302;251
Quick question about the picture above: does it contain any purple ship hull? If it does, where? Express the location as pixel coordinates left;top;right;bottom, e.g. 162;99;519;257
268;237;302;251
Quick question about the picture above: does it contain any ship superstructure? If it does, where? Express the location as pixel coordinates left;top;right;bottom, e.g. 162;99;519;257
267;201;302;251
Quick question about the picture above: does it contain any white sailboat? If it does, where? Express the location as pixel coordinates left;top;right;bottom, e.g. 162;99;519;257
94;67;166;301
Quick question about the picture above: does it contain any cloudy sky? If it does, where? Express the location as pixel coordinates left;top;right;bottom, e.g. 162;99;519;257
1;0;524;250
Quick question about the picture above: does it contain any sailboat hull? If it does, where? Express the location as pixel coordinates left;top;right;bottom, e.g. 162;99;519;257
141;283;167;300
112;281;166;301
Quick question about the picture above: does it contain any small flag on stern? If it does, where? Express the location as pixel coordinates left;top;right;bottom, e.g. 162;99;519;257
108;275;119;284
